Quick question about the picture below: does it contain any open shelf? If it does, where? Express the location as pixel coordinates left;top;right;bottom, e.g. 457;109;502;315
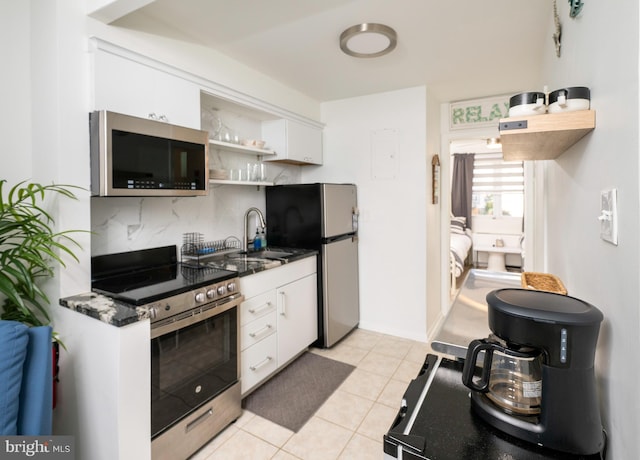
209;179;274;187
499;110;595;161
209;139;276;156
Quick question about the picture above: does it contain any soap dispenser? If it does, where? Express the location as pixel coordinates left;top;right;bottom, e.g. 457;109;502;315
259;227;267;248
253;228;262;250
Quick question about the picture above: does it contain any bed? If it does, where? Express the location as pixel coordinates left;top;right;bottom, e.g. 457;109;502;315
450;217;473;293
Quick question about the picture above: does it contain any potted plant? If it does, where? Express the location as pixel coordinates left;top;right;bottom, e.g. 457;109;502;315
0;180;84;332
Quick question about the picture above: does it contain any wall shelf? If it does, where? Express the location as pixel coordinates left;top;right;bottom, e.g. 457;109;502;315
209;179;274;187
499;110;595;161
209;139;276;156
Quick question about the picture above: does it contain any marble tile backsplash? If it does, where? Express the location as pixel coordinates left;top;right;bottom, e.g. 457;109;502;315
91;182;277;256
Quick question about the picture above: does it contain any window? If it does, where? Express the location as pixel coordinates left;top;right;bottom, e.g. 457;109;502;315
472;152;524;217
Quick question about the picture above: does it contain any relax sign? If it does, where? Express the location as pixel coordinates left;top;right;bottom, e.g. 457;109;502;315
449;95;510;130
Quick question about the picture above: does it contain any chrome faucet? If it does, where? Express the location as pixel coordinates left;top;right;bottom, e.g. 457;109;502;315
243;207;266;252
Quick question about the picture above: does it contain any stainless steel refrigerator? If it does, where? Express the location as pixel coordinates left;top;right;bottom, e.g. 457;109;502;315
266;183;360;348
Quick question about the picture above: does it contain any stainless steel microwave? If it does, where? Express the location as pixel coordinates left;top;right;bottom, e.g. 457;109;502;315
90;111;209;197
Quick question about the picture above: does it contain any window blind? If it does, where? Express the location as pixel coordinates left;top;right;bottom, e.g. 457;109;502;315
472;152;524;193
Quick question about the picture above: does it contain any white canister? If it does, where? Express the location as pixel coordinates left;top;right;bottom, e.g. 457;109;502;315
508;92;547;117
548;87;590;113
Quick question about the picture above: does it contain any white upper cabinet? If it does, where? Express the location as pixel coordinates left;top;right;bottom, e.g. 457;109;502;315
89;39;322;162
92;50;201;130
262;119;323;165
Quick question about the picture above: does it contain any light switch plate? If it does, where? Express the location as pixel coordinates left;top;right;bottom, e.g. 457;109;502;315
599;188;618;245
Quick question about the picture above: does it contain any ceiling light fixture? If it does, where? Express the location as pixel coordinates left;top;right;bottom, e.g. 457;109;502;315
486;138;502;149
339;23;397;58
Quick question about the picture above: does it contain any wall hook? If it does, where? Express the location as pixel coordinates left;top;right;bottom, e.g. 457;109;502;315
568;0;584;18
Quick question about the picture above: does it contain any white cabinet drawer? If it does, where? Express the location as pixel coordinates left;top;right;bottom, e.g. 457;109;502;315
241;311;277;351
241;334;278;396
240;290;277;326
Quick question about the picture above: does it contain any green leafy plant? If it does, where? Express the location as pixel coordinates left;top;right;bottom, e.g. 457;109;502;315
0;180;84;341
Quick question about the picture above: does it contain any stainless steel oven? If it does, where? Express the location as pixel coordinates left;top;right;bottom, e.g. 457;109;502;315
91;246;243;460
149;282;243;460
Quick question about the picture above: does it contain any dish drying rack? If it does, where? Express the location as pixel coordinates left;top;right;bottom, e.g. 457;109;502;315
181;233;241;268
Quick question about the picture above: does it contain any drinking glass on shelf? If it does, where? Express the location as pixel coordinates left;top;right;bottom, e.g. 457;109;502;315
248;163;259;181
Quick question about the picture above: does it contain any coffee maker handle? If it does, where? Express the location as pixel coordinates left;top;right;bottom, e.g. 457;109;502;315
462;339;500;392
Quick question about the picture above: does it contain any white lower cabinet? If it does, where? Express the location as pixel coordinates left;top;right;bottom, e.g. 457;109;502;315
276;274;318;366
239;256;317;396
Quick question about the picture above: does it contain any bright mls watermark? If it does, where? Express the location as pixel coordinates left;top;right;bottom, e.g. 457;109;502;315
0;437;73;459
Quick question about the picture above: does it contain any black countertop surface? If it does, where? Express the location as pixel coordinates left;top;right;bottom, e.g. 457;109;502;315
384;354;606;460
59;247;317;327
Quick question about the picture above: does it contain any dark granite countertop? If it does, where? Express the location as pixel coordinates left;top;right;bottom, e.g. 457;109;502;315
58;247;317;327
59;292;151;327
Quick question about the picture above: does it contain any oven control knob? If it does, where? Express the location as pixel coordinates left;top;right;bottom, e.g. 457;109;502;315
148;306;158;320
217;285;227;296
206;289;216;299
227;282;237;292
195;292;206;303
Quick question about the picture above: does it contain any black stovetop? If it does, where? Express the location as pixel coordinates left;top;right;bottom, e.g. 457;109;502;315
91;245;237;305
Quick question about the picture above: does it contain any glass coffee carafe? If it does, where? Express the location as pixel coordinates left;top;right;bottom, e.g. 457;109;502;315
486;348;542;415
462;338;543;416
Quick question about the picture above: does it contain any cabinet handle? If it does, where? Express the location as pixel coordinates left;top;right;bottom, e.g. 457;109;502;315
279;291;286;316
248;301;272;315
148;113;169;123
249;356;273;371
248;324;273;338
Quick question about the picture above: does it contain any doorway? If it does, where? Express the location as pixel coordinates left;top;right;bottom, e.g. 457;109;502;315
439;132;536;315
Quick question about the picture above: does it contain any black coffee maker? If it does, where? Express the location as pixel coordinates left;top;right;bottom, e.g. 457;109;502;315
462;288;606;457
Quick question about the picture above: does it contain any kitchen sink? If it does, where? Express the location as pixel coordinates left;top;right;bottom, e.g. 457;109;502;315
232;249;293;260
225;255;282;269
204;249;293;272
226;256;266;263
250;250;293;259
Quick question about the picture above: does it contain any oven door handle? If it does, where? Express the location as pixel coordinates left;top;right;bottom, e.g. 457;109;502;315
151;294;243;339
185;407;213;433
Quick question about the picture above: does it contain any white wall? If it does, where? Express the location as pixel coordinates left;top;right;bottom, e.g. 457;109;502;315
541;2;639;458
306;86;429;342
1;1;32;183
424;88;443;337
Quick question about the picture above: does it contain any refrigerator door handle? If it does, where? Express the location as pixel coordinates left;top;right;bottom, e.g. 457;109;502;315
352;206;359;232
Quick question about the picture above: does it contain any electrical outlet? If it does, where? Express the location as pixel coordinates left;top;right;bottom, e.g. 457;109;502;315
599;188;618;245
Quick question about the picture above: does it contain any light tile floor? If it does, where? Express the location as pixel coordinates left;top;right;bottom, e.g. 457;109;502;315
190;329;432;460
